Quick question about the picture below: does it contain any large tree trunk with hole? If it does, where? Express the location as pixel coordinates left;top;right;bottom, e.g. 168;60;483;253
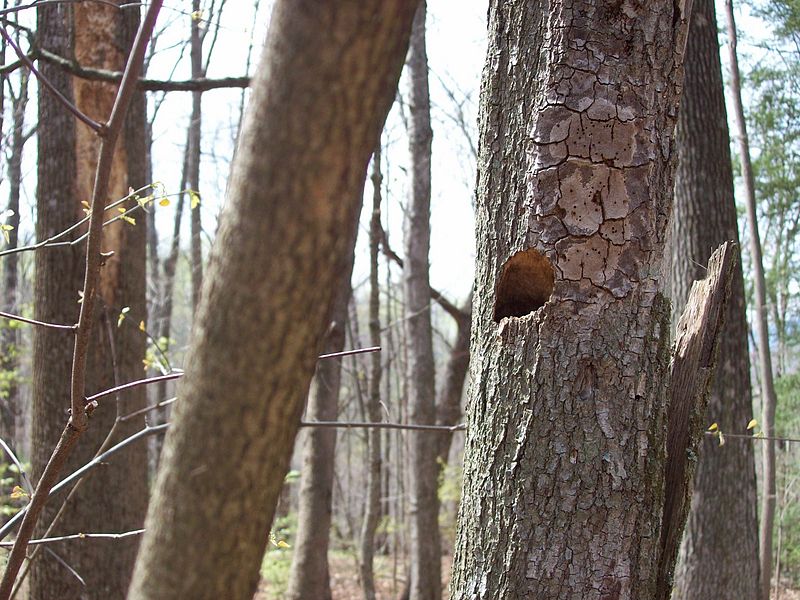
404;4;441;599
127;3;418;598
29;6;149;599
286;220;360;600
668;0;760;597
449;2;695;599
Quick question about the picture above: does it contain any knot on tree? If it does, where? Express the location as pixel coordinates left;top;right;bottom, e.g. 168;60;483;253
493;248;555;322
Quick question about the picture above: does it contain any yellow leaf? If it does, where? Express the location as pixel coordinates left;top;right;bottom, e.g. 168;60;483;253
191;9;204;21
707;422;718;432
121;215;136;226
189;190;201;209
117;207;126;213
10;485;28;500
747;419;758;430
142;357;153;370
159;198;170;207
139;320;146;332
276;540;290;549
81;200;90;209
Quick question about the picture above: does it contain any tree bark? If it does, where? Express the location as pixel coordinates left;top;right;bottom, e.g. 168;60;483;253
669;0;760;597
286;209;360;600
723;4;779;598
404;4;441;598
188;0;203;313
360;145;384;600
0;70;28;450
29;5;149;599
449;2;694;598
127;3;418;598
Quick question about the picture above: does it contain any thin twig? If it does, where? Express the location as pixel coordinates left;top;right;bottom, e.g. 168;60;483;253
85;372;183;403
0;437;32;494
119;397;175;422
0;424;168;543
0;310;75;330
319;346;381;360
0;529;145;548
300;421;466;432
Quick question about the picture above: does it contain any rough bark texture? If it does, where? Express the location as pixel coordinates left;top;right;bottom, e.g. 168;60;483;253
669;0;761;597
29;6;149;600
127;4;418;598
449;2;691;598
405;4;441;599
286;219;360;600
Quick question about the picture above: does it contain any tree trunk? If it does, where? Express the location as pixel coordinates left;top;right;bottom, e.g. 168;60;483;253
404;4;441;598
668;0;760;597
0;70;28;450
127;3;418;598
360;145;384;600
449;2;695;598
435;293;472;466
30;5;149;599
723;4;779;598
188;0;203;313
286;211;360;600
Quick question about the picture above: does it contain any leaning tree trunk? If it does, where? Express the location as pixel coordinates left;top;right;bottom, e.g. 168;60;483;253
127;3;418;598
29;6;149;600
669;0;760;597
286;206;361;600
404;4;441;599
449;2;697;599
723;4;779;597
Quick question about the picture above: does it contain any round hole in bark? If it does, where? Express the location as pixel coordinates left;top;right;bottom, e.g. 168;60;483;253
493;248;555;322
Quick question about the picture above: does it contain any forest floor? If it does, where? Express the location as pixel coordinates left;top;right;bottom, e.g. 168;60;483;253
255;550;800;600
256;551;453;599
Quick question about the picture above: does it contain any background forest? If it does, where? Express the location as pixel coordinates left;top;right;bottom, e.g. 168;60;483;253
0;0;799;599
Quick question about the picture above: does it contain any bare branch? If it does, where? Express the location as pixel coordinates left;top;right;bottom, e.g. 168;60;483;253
0;310;75;331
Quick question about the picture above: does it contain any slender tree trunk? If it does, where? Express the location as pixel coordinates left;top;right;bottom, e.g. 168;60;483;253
723;3;779;598
360;145;384;600
449;2;697;598
127;4;418;598
669;0;760;597
435;295;471;466
0;70;28;449
188;0;203;313
404;4;441;598
30;5;149;599
286;209;361;600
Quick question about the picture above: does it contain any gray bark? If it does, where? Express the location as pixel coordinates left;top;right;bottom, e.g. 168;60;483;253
669;0;760;597
405;4;441;599
188;0;203;313
449;2;694;598
127;3;418;598
723;3;779;597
